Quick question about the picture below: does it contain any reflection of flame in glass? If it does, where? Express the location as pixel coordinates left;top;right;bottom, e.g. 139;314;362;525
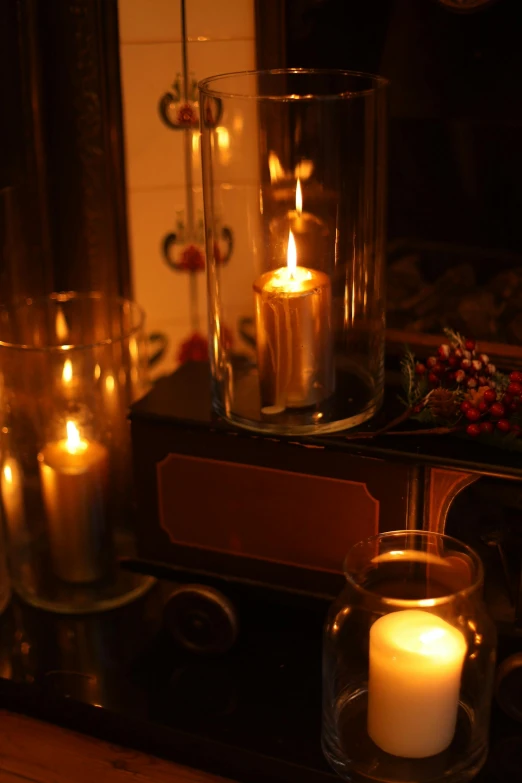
419;627;447;647
269;154;314;184
296;179;302;215
55;307;69;343
216;126;229;150
65;420;87;454
287;231;297;278
105;374;115;393
268;151;285;183
129;337;138;362
216;126;231;165
294;160;313;181
62;359;73;385
192;131;200;159
94;363;101;380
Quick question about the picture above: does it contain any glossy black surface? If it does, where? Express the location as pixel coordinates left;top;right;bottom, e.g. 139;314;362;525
131;362;522;480
0;568;520;783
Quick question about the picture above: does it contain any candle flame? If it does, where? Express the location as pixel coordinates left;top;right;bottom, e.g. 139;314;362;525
62;358;73;385
3;463;13;484
296;178;302;215
294;160;314;180
287;230;297;279
65;420;87;454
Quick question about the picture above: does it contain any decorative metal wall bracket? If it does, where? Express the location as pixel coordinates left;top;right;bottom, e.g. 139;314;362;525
159;73;199;130
162;211;233;272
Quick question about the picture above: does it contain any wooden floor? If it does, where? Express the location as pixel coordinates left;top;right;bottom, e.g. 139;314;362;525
0;711;231;783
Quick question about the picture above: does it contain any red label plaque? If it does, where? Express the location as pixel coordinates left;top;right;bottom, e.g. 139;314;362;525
157;453;380;573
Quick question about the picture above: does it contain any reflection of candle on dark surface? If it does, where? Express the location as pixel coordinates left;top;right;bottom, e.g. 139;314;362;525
103;373;119;420
39;420;109;583
60;357;81;400
55;307;69;343
1;457;25;540
254;231;332;412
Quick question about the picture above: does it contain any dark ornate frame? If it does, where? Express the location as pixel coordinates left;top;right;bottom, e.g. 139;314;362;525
0;0;130;301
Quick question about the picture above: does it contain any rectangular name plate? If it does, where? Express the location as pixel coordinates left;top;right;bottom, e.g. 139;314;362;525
157;453;379;574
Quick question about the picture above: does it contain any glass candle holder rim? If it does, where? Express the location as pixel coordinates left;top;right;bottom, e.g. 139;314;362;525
198;67;389;102
0;292;146;353
343;530;484;608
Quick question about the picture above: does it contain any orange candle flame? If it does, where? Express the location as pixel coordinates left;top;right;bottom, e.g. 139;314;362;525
287;230;297;279
65;420;87;455
296;178;302;215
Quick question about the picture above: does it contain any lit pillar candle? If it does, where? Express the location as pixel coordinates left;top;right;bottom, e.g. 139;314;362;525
38;420;109;583
368;610;467;758
254;230;332;412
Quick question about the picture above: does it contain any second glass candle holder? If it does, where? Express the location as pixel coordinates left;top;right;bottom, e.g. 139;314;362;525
322;531;496;783
0;292;154;613
200;69;388;435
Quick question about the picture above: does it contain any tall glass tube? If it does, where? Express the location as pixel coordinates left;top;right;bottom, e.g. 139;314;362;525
200;69;388;434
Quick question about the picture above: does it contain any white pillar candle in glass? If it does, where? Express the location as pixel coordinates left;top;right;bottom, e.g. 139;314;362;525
368;609;467;758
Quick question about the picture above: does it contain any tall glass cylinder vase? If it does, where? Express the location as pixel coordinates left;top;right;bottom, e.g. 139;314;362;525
200;69;388;435
0;292;154;613
322;531;496;783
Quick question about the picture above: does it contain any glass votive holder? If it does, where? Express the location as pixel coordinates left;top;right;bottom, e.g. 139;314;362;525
322;531;496;783
0;292;154;613
200;69;388;435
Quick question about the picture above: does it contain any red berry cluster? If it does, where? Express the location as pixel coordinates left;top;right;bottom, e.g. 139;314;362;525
415;338;497;391
461;371;522;437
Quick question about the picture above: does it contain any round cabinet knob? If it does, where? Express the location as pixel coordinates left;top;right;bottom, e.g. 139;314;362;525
163;584;239;655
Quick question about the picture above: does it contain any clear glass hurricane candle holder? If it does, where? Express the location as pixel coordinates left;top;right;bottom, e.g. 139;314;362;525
200;69;388;435
322;531;496;783
0;293;154;613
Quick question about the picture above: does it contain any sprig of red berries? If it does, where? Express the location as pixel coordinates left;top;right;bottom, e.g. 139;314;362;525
401;329;522;447
460;375;522;437
414;337;497;392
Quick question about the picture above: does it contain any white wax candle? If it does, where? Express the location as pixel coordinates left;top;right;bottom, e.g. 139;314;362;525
368;610;467;758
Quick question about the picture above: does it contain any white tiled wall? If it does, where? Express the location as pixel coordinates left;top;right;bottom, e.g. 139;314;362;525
119;0;256;374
